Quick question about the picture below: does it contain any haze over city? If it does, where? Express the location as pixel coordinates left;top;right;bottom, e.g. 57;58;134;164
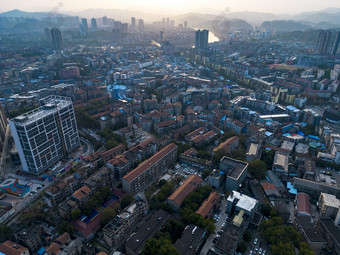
2;0;340;14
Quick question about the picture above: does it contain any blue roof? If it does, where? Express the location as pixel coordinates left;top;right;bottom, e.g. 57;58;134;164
297;130;305;137
287;182;297;195
308;135;320;140
37;248;46;255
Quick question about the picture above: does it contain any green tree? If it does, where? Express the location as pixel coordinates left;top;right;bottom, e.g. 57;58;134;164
248;160;267;180
57;221;74;234
243;230;252;243
141;237;179;255
237;240;247;253
100;208;116;226
71;208;81;220
0;224;13;242
120;193;134;209
202;169;211;179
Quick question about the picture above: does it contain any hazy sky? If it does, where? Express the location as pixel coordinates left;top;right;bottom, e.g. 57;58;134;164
2;0;340;15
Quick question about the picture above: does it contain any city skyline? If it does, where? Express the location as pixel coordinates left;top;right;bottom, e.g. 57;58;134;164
1;0;340;15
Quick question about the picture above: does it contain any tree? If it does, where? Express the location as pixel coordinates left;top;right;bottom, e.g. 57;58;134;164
260;204;272;218
243;230;252;243
100;208;116;226
141;237;179;255
261;149;275;169
237;240;247;253
202;169;211;180
121;193;134;209
71;208;81;220
0;224;13;242
248;160;267;180
57;221;74;234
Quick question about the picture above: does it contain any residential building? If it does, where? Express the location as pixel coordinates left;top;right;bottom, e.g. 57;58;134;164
167;175;202;211
220;157;248;192
125;210;170;255
196;192;220;219
213;136;239;154
9;96;79;175
0;240;29;255
272;151;289;176
296;193;312;216
174;225;206;255
122;143;177;193
103;199;148;247
245;143;261;161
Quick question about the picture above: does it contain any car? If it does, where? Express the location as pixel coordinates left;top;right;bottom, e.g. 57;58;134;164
263;250;266;255
218;230;223;235
254;238;258;245
255;247;259;252
259;248;262;254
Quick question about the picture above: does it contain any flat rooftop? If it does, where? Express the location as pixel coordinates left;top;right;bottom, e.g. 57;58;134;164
11;96;72;126
220;157;248;180
227;191;257;213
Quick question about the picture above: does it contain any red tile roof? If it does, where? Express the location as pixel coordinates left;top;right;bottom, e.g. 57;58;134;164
123;143;177;182
297;193;312;216
72;185;92;200
168;175;202;207
196;192;220;218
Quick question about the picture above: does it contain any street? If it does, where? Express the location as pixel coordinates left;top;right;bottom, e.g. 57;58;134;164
200;198;228;255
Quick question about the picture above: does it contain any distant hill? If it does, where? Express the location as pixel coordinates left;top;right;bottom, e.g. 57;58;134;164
293;12;340;26
173;13;217;27
0;9;68;19
261;20;313;32
65;8;163;22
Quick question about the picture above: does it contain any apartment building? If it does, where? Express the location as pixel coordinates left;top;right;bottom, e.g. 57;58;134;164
122;143;177;193
9;96;79;174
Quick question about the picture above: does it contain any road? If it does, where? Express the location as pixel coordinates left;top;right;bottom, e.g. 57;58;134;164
80;137;94;156
200;199;228;255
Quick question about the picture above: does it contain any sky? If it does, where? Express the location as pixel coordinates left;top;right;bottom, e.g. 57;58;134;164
1;0;340;15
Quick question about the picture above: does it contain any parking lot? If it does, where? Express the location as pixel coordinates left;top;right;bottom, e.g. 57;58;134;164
247;228;270;255
174;163;202;178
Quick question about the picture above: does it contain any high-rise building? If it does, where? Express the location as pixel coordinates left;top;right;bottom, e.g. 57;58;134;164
166;18;170;26
9;96;80;175
44;27;51;41
81;18;88;34
331;31;340;56
102;16;108;26
50;28;64;51
170;20;175;27
138;19;144;30
91;18;97;32
162;18;165;26
195;29;209;50
160;31;164;43
316;30;340;56
184;21;188;29
131;17;136;27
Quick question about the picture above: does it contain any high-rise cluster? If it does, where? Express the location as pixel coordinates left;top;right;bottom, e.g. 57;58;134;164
195;29;209;50
316;30;340;56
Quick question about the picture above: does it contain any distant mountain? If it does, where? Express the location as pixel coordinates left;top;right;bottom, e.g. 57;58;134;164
293;12;340;25
261;20;313;32
224;11;284;26
0;9;68;18
64;8;163;22
173;13;217;27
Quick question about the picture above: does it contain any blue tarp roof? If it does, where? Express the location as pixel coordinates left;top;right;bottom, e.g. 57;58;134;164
287;182;297;195
297;130;305;137
308;135;320;140
37;248;45;255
